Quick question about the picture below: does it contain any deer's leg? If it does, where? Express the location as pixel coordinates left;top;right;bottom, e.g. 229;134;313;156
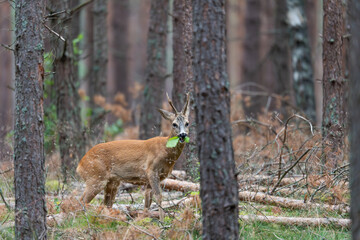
148;173;164;221
80;179;107;204
104;179;120;208
144;184;153;209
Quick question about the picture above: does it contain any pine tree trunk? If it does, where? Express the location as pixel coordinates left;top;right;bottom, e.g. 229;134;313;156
14;0;47;238
272;0;291;116
89;0;108;143
0;1;13;162
349;1;360;238
286;0;316;122
172;0;198;178
322;0;347;168
139;0;168;140
49;0;85;183
241;0;262;118
193;1;239;239
108;0;130;104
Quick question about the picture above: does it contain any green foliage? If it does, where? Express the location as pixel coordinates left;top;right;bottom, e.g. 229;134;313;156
166;136;180;148
104;119;123;141
72;33;83;57
166;136;190;148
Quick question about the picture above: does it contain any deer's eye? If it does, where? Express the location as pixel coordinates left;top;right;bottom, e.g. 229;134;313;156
172;123;178;128
185;122;189;127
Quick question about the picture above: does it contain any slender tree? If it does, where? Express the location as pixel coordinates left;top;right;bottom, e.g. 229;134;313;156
322;0;347;168
272;0;291;115
89;0;108;143
139;0;168;140
349;1;360;237
108;0;130;103
286;0;316;121
14;0;47;238
49;0;85;183
172;0;198;178
193;1;239;239
241;0;262;117
0;1;13;162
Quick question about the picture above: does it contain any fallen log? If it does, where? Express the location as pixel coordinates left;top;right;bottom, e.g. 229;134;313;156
238;191;349;214
161;179;199;192
239;214;350;228
244;185;308;196
238;175;305;187
169;170;187;180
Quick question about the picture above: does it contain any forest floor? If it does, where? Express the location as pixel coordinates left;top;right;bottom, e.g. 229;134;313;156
0;110;351;239
0;171;351;240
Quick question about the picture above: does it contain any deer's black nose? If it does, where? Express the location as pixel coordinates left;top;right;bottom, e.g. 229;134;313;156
178;133;187;139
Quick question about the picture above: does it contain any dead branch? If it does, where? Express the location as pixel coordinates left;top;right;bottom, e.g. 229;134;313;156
239;215;350;228
238;191;349;214
271;149;311;194
169;170;187;180
161;179;199;192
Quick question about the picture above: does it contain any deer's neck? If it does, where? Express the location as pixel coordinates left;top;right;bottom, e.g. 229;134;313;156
165;130;185;160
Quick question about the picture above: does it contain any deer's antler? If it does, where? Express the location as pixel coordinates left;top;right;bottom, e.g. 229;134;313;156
166;92;178;113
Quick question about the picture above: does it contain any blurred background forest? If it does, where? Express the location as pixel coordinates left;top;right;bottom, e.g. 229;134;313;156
0;0;354;239
0;0;329;171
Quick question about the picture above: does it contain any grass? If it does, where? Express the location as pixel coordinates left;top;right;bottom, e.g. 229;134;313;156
239;221;350;240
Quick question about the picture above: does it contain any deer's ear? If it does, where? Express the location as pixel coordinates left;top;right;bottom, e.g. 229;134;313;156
158;109;175;121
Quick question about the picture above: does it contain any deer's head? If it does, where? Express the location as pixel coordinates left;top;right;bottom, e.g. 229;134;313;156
158;93;190;143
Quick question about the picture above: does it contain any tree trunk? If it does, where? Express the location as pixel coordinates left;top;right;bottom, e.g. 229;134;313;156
322;0;347;169
108;0;130;105
241;0;262;118
14;0;47;238
286;0;316;122
272;0;291;116
349;1;360;238
172;0;198;178
139;0;168;140
49;0;85;183
0;1;13;163
193;1;239;239
89;0;108;143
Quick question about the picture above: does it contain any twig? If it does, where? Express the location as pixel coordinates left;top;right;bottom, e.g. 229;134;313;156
1;43;14;51
0;167;13;175
271;149;311;195
0;188;11;211
69;0;93;15
43;24;66;42
125;220;159;240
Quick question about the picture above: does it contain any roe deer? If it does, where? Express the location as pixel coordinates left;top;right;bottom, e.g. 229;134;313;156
76;93;190;220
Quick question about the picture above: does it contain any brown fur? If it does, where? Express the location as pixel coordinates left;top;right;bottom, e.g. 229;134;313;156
76;93;190;220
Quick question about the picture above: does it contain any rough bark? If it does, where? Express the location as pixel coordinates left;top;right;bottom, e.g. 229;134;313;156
193;1;239;239
286;0;316;122
14;0;47;238
89;0;108;143
172;0;198;178
0;1;13;163
349;1;360;238
49;0;85;183
108;0;130;103
139;0;168;140
241;0;262;118
239;215;350;228
322;0;347;168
